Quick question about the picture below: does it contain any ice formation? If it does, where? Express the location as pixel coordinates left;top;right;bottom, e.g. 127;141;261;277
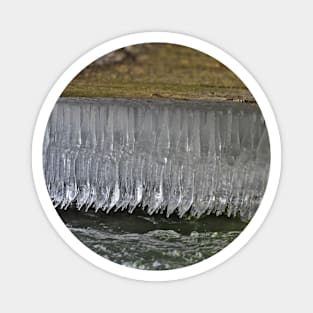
43;97;270;220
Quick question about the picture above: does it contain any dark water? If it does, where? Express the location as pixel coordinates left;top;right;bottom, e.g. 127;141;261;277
58;209;246;270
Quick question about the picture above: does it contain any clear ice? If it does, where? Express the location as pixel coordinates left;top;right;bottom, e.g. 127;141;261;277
43;97;270;220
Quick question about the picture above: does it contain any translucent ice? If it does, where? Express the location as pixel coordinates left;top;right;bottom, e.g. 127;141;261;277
43;97;270;220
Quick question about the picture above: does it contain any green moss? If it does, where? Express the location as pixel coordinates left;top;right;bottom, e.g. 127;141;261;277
62;44;255;102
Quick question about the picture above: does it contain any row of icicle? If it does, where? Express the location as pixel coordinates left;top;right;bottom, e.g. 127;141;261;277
43;97;270;220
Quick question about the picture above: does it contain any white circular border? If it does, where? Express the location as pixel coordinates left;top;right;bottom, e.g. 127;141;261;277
32;32;281;281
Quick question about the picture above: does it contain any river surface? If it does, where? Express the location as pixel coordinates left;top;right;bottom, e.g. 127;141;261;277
58;209;246;270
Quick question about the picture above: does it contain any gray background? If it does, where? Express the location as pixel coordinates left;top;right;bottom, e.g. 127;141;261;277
1;1;312;312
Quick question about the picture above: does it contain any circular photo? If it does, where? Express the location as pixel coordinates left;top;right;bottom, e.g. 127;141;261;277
33;33;280;280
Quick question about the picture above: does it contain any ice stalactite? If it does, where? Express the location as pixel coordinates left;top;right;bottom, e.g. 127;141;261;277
43;97;270;220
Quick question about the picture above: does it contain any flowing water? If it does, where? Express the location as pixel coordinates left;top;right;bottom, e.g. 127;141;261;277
59;208;246;270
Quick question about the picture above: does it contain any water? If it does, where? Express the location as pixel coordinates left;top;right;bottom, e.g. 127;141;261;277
44;97;270;221
59;208;245;270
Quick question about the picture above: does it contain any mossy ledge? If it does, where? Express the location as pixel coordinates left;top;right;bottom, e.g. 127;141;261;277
61;43;256;103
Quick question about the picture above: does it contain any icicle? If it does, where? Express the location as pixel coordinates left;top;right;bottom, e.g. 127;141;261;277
43;97;270;221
